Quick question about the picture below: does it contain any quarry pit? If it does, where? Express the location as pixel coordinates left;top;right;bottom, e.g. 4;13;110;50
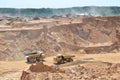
0;16;120;80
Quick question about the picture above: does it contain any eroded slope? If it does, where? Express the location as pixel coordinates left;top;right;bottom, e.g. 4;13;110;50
0;16;120;60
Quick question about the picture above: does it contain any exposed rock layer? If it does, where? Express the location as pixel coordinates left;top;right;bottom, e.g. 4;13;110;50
0;16;120;60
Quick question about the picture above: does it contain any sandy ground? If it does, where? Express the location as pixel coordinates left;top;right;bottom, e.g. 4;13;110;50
0;61;30;75
0;16;119;79
75;53;120;63
0;53;120;76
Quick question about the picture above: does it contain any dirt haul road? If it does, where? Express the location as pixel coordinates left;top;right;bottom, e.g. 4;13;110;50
0;53;120;80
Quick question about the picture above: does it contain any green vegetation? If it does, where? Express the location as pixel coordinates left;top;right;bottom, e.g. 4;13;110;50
0;6;120;17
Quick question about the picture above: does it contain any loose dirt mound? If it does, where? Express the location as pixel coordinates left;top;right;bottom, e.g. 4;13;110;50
21;62;65;80
29;62;65;73
21;62;120;80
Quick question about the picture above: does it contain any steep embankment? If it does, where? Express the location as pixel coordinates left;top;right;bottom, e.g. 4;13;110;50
0;16;120;60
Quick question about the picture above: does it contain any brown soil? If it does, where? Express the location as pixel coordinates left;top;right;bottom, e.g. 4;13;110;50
29;62;65;73
0;16;120;60
0;53;120;80
21;61;120;80
0;16;120;80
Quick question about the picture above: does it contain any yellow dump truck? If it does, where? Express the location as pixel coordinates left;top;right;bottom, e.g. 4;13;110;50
25;51;45;63
54;54;75;64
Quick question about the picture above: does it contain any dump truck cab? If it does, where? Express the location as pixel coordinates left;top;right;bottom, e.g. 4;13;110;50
54;54;64;64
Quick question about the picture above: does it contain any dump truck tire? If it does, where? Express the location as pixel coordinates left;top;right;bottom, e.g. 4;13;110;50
60;59;64;64
36;58;42;62
27;58;36;63
27;58;30;62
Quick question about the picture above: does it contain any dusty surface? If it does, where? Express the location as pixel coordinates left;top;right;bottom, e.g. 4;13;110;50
0;16;120;60
0;16;120;80
0;53;120;80
0;61;29;80
21;62;120;80
21;53;120;80
0;61;29;75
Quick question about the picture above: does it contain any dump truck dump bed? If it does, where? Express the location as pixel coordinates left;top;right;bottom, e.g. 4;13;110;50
24;52;37;57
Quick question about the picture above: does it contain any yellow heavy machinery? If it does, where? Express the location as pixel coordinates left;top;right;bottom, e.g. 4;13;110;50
54;54;75;64
25;51;45;63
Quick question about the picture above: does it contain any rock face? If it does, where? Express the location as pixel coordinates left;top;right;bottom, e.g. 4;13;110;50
21;62;120;80
0;16;120;60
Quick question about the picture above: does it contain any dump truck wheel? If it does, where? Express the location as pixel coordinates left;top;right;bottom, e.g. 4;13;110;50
27;58;30;62
36;58;40;62
29;58;36;63
36;57;43;62
57;59;64;64
60;59;64;64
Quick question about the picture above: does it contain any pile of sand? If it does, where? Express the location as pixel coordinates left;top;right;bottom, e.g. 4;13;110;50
29;62;65;73
21;62;65;80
